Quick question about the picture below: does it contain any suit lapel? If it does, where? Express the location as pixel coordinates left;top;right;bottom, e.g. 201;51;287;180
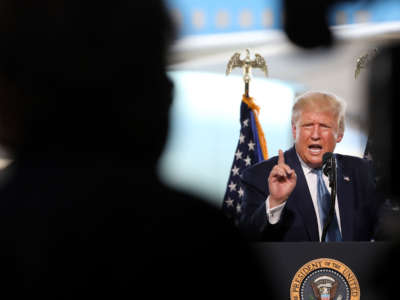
336;158;355;241
285;147;319;241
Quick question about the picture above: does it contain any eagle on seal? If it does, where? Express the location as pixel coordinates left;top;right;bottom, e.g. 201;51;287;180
311;276;338;300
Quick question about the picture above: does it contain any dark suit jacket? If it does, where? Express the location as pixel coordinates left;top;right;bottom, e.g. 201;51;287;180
239;146;381;242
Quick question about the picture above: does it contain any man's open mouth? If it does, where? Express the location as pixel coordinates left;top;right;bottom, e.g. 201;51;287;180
308;144;322;154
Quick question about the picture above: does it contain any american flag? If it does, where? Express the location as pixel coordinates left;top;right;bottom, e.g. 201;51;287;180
222;95;268;225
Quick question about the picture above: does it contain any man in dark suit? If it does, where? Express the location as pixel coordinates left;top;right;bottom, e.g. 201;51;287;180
239;91;381;242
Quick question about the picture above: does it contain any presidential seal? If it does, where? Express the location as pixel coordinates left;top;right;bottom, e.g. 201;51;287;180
290;258;360;300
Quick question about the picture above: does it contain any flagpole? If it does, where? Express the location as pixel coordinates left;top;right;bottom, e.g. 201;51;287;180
245;79;249;97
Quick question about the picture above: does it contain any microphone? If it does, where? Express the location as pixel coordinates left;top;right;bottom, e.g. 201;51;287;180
322;152;335;188
321;152;337;242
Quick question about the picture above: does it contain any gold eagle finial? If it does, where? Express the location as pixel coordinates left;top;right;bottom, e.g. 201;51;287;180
226;49;268;97
355;48;378;79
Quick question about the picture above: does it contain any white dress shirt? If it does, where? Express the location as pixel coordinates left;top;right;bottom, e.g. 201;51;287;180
266;154;342;241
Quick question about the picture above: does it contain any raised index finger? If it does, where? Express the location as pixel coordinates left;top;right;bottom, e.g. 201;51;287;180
278;149;285;165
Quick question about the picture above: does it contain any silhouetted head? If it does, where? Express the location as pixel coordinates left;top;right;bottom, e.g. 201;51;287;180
283;0;334;48
0;0;175;165
282;0;368;49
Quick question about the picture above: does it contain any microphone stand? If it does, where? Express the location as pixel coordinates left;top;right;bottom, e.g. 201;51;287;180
321;155;337;242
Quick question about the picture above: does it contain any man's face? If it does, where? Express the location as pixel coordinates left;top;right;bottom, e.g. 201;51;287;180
292;110;343;168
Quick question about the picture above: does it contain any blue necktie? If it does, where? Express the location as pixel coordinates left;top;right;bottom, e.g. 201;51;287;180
315;169;342;242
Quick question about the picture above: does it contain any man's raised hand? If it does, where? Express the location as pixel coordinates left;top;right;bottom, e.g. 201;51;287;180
268;149;297;208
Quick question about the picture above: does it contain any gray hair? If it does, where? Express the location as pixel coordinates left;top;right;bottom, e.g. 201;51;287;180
291;91;346;136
